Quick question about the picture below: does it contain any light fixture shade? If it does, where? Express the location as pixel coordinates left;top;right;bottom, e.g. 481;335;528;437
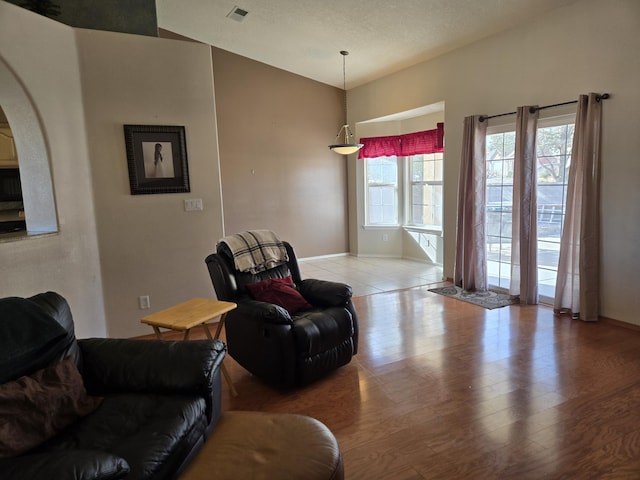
329;143;364;155
329;123;362;155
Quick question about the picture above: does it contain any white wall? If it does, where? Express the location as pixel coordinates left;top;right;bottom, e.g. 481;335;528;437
76;29;224;338
0;2;106;338
0;3;225;338
349;0;640;326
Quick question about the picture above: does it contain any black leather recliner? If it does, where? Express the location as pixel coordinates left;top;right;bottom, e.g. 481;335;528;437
205;241;358;389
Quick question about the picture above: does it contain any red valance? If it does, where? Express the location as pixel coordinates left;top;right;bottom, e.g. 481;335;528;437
358;123;444;159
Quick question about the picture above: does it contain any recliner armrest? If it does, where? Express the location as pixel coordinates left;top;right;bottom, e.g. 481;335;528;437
298;279;353;307
78;338;225;397
235;299;294;325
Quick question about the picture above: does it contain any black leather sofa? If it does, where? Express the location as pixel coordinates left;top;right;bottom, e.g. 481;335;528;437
206;241;358;389
0;292;226;480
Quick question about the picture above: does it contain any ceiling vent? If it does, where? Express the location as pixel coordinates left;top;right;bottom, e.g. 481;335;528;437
227;6;249;22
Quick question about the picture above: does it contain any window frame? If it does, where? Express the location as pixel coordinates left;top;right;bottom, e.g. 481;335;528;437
364;155;401;226
365;152;445;232
406;152;444;231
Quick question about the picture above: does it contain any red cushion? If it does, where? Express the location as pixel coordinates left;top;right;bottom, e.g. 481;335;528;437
245;276;312;315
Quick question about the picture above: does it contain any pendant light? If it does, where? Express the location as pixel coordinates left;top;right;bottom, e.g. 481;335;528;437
329;51;363;155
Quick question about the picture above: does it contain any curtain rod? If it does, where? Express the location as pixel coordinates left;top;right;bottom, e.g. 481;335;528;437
479;93;610;122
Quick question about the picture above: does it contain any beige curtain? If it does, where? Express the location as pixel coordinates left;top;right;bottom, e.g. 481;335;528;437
454;115;487;291
554;93;602;321
510;106;539;304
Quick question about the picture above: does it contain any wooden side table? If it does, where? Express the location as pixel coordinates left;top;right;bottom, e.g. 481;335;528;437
141;298;238;397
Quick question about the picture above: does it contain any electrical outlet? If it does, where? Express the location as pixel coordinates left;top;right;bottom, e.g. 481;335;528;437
139;295;150;309
382;233;389;242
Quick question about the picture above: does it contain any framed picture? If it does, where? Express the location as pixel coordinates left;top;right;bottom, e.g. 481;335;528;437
123;124;190;195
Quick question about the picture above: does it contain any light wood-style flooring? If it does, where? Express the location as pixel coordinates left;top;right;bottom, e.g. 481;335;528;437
144;258;640;478
297;255;443;297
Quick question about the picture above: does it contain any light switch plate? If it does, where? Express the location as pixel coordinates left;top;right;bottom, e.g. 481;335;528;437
184;199;203;211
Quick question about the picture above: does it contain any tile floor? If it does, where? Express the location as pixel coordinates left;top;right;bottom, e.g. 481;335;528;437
297;254;446;296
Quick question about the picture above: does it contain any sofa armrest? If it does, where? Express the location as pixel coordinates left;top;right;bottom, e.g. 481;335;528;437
298;279;353;307
0;450;129;480
79;338;225;425
78;338;225;397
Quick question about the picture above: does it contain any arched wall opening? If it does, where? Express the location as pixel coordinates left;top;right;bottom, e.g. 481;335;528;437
0;56;58;236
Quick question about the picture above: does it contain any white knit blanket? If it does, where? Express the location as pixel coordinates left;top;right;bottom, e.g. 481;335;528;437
218;230;289;274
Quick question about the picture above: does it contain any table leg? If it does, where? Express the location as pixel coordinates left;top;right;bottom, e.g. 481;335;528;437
220;364;238;398
213;312;227;339
183;329;191;341
203;324;213;340
152;326;163;340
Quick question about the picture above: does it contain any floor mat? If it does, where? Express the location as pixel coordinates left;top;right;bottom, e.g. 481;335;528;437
428;285;519;309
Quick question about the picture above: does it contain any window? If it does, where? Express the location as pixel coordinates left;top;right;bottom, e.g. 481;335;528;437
362;125;444;229
536;121;574;299
365;152;444;229
486;115;574;300
409;152;443;228
365;156;398;225
486;130;515;289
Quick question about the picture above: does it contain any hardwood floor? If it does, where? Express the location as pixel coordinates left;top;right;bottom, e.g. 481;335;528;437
211;286;640;479
141;266;640;479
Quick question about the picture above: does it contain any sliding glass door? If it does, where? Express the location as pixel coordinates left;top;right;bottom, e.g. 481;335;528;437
485;116;574;302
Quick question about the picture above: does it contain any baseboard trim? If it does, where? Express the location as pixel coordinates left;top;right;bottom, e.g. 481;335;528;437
298;252;350;262
601;316;640;332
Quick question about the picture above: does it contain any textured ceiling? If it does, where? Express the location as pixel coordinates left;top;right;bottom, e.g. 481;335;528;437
156;0;579;89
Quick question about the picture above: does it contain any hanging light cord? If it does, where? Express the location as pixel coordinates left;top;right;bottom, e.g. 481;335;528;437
329;50;363;153
338;50;351;142
341;50;348;125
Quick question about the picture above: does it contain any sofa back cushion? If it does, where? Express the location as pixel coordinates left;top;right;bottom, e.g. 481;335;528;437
0;297;69;384
27;292;82;368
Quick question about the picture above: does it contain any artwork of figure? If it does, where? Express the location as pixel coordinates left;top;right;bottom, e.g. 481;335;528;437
143;141;175;178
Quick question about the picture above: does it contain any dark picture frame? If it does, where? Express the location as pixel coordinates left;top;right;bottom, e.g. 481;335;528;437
123;124;190;195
